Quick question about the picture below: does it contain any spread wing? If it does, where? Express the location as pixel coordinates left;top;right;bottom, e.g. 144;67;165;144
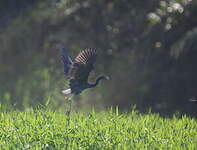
60;48;73;76
68;48;97;83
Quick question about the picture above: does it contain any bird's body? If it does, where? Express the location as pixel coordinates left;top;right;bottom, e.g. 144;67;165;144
60;47;109;95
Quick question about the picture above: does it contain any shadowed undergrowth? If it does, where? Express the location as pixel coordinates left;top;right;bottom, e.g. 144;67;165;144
0;108;197;149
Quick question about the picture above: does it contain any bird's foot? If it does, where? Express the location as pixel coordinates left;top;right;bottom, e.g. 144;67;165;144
64;96;69;101
64;94;74;101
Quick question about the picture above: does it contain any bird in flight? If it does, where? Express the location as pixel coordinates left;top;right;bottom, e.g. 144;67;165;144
60;47;109;96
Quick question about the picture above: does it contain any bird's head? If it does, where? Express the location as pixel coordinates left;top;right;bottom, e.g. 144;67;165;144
89;75;110;87
104;76;110;80
96;75;110;83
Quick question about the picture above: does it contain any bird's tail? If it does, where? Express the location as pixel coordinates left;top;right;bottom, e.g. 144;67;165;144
62;88;71;95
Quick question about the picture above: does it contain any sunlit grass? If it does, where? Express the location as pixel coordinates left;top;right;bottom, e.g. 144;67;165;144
0;108;196;149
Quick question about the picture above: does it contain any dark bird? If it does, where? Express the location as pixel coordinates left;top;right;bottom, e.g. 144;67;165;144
60;47;109;95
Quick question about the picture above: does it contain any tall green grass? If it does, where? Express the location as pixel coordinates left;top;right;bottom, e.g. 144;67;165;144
0;108;196;149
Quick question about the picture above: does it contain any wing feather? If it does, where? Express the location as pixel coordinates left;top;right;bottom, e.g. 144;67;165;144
68;48;97;83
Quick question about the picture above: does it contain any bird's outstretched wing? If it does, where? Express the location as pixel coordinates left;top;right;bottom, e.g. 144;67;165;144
68;48;97;83
61;48;73;76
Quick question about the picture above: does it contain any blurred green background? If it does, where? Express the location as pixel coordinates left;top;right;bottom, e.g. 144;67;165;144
0;0;197;116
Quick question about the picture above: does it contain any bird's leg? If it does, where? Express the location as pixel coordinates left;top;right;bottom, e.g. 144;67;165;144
65;96;71;115
65;95;74;124
68;95;74;115
68;98;72;115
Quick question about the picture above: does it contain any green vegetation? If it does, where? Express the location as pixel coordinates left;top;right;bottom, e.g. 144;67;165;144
0;108;196;149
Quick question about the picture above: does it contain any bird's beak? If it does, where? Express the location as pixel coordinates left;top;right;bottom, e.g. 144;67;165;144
105;76;110;80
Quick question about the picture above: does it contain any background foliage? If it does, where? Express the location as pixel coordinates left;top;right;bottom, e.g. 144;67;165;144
0;0;197;116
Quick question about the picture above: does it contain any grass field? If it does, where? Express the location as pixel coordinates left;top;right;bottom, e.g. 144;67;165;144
0;108;197;150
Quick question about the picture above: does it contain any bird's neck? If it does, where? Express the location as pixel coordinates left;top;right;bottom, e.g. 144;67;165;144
88;76;105;88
